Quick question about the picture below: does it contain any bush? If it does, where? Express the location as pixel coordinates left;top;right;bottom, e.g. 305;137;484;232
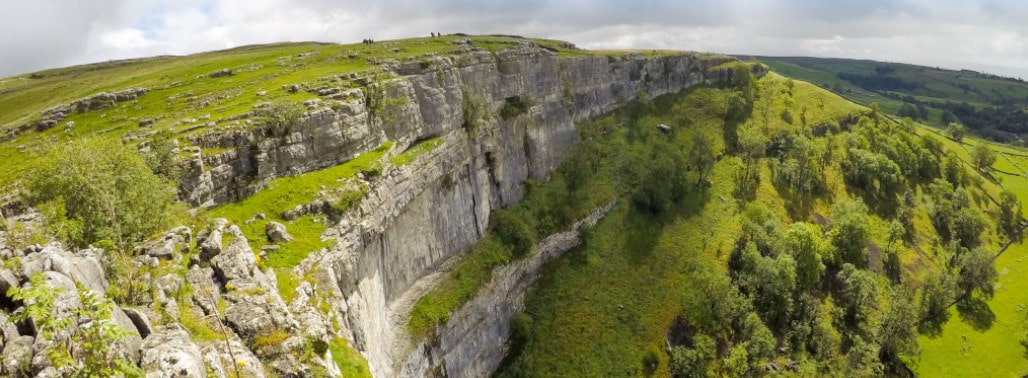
500;95;534;120
258;100;306;135
490;210;537;258
25;138;176;249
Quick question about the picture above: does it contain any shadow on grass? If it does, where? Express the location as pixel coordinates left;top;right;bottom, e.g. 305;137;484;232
622;185;710;265
918;310;950;338
956;296;995;332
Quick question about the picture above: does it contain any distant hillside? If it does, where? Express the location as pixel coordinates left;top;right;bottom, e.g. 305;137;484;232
747;56;1028;143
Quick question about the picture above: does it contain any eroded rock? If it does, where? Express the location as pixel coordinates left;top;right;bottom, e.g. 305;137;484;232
140;326;205;378
265;222;293;243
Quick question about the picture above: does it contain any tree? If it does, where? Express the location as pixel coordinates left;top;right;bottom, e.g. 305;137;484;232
997;190;1024;243
837;263;879;328
785;222;826;293
669;334;715;378
141;129;181;180
688;132;717;185
810;299;842;359
919;270;956;320
490;210;537;258
952;208;985;249
735;242;796;331
25;138;176;248
743;312;776;365
687;270;751;339
946;122;965;143
829;200;871;268
957;246;998;299
970;143;997;171
878;286;920;369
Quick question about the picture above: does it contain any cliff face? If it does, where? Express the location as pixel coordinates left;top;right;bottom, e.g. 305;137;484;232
171;42;753;377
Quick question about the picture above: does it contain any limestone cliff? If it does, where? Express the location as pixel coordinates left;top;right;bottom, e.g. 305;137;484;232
0;39;763;378
221;42;756;377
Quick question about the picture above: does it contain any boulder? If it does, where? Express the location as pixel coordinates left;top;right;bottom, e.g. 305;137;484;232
2;335;32;376
19;243;107;295
281;205;305;221
111;304;143;363
265;222;293;243
199;219;229;261
200;338;266;378
140;326;205;378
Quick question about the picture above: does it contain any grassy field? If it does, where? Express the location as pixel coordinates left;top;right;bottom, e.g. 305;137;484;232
915;241;1028;377
752;56;1028;129
911;131;1028;377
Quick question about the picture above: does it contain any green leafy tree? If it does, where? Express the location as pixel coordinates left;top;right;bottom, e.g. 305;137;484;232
743;312;776;366
829;200;871;268
997;190;1024;243
919;269;956;321
784;222;826;293
970;143;997;171
686;270;751;339
946;122;965;143
141;129;181;180
836;263;879;328
723;345;750;377
878;286;920;368
957;246;998;299
669;334;715;378
810;299;842;359
26;138;176;248
952;208;986;249
688;132;717;185
735;242;796;332
490;210;537;258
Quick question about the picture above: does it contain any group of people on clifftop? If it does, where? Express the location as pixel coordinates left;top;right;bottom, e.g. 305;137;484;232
363;32;445;45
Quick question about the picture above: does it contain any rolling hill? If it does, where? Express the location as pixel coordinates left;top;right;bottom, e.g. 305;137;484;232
751;56;1028;143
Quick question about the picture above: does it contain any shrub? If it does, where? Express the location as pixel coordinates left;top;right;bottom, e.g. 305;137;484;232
334;185;368;214
258;100;306;135
461;86;488;131
500;95;533;120
25;138;176;249
490;210;537;258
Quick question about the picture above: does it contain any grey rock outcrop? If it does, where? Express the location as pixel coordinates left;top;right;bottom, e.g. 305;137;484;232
200;338;265;378
142;227;191;260
140;326;206;378
19;243;108;295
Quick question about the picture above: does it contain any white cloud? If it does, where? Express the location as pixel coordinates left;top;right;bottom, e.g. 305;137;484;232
99;28;155;50
2;0;1028;79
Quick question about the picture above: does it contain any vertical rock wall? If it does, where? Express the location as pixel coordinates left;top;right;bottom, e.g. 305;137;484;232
177;42;758;377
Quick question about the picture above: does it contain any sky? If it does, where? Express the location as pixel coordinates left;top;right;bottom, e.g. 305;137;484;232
2;0;1028;79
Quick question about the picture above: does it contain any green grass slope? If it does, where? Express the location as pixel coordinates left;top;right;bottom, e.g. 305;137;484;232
496;68;1017;377
750;56;1028;143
